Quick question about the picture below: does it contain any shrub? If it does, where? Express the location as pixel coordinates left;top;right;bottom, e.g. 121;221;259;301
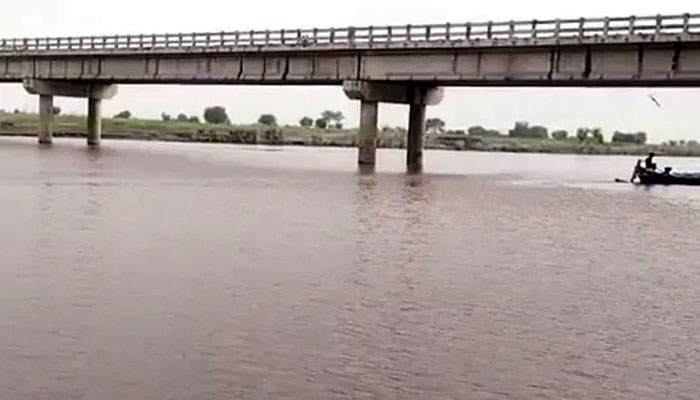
468;126;501;137
551;130;568;140
114;110;132;119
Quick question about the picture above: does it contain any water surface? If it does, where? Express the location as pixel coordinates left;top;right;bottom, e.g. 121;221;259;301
1;137;700;399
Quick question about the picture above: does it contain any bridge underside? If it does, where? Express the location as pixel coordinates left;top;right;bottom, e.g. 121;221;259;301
2;42;700;86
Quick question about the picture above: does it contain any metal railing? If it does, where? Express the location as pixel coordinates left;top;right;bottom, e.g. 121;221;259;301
1;13;699;53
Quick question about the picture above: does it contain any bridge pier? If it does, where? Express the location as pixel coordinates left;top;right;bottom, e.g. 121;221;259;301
343;81;443;171
38;95;54;145
407;103;426;173
87;98;102;146
23;79;117;147
358;101;378;165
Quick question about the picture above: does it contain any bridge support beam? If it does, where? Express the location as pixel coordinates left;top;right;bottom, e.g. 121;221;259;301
344;80;443;170
38;95;54;145
23;79;117;147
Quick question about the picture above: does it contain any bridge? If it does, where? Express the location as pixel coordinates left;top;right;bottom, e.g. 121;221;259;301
4;12;700;170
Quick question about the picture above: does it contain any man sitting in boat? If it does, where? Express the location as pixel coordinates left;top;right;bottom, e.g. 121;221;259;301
645;152;657;171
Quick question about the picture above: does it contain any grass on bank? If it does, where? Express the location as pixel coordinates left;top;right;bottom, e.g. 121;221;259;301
2;112;700;157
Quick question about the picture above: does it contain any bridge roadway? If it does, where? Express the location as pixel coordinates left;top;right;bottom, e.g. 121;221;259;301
4;12;700;170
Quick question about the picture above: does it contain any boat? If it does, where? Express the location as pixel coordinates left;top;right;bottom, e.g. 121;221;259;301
632;160;700;186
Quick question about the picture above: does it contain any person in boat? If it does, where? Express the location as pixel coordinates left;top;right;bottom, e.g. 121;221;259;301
645;152;657;171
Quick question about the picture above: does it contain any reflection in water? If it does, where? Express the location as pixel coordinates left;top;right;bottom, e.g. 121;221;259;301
1;138;700;399
357;164;376;176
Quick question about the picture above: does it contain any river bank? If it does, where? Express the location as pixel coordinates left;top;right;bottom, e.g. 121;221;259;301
2;113;699;157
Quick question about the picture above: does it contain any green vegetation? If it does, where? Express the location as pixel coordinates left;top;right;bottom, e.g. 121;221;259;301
258;114;278;127
113;110;132;119
551;130;568;140
203;106;229;124
2;110;700;157
468;125;501;137
299;116;314;128
320;110;344;129
429;121;699;157
612;131;647;145
426;118;446;135
509;121;548;139
315;118;327;129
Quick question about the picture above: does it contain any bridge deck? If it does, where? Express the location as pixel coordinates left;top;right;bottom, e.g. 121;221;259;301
1;13;700;56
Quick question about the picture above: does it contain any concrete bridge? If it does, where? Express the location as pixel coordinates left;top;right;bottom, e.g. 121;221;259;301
4;12;700;170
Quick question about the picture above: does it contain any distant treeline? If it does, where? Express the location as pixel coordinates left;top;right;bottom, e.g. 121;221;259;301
5;105;697;149
424;118;700;147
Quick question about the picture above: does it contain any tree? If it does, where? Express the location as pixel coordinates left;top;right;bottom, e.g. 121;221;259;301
576;128;589;142
509;121;548;139
334;122;343;130
468;126;501;137
13;109;20;114
188;116;200;123
426;118;446;135
299;116;314;128
114;110;132;119
161;113;171;122
258;114;278;127
612;131;647;145
321;110;344;127
551;130;568;140
177;113;189;122
315;118;327;129
299;116;313;128
590;128;604;144
204;106;229;124
635;132;647;145
51;106;61;116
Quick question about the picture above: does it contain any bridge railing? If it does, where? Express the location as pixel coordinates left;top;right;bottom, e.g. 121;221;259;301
1;13;699;53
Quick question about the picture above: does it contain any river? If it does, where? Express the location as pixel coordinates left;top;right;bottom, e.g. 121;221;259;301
1;137;700;399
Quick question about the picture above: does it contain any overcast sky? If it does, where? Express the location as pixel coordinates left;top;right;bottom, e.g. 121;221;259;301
1;0;699;142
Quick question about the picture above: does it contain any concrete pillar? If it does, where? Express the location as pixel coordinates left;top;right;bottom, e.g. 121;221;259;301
407;103;426;172
343;81;443;172
38;95;54;144
358;101;378;165
87;98;101;146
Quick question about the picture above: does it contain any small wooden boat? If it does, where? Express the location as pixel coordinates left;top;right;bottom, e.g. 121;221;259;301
632;160;700;186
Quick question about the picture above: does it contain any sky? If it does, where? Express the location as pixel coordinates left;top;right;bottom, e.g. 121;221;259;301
1;0;699;142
